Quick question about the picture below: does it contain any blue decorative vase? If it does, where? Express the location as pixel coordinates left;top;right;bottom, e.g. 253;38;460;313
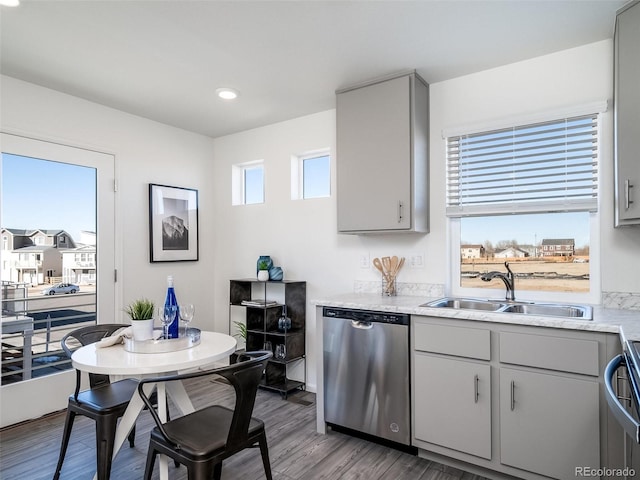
269;266;283;281
256;256;273;274
278;305;291;332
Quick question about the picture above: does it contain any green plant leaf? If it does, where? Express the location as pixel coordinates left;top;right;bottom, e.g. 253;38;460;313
125;298;155;320
233;321;247;340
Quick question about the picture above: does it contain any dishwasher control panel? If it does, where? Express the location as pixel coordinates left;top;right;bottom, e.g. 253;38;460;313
323;307;409;325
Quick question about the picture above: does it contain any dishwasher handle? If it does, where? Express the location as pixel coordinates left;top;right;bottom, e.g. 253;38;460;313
351;320;373;330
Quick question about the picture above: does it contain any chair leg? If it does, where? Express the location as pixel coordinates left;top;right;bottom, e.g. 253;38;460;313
53;409;77;480
258;432;273;480
213;462;222;480
143;445;158;480
128;424;136;448
184;461;215;480
95;415;119;480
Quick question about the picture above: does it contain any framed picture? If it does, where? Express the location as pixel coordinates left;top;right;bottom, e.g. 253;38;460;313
149;183;199;262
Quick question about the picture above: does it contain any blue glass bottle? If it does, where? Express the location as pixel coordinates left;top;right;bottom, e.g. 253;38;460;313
165;275;180;338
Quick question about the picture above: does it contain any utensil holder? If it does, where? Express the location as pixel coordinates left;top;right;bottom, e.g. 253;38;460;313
382;276;396;296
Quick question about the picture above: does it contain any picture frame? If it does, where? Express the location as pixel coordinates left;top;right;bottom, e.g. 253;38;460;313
149;183;199;262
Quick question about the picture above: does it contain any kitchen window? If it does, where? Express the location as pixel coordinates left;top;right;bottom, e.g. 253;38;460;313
291;150;331;200
447;109;602;303
232;161;264;205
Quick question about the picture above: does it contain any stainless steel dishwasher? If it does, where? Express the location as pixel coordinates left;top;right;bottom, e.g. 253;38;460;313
323;307;410;446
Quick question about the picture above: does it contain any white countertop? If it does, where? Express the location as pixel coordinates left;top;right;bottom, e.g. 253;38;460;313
312;293;640;341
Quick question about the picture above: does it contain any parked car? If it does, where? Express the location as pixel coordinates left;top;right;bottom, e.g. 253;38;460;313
41;283;80;295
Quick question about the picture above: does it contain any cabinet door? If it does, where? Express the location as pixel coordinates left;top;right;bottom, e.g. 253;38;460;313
414;354;491;459
615;1;640;224
337;75;412;232
500;368;599;480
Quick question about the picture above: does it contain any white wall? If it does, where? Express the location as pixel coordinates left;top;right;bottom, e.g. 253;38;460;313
212;110;449;391
431;39;639;295
2;39;638;398
212;39;640;391
0;76;217;329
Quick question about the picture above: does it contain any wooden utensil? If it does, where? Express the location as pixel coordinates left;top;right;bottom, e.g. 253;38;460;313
398;257;404;272
372;257;385;276
391;257;404;277
384;256;405;295
390;256;399;274
382;256;391;275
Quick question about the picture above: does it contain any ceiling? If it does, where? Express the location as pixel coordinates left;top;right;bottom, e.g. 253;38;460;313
0;0;627;138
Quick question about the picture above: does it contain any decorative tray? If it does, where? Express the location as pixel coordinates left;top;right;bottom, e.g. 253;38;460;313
123;328;201;354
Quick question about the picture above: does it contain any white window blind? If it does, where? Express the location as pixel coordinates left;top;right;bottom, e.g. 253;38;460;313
446;114;598;217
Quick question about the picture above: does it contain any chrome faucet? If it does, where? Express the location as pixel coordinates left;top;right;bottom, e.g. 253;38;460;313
480;261;516;301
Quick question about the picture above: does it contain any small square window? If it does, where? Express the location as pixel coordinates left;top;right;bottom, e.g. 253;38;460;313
232;161;264;206
291;150;330;200
243;165;264;204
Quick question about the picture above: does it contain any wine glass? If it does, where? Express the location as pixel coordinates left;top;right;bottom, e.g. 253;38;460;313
179;304;195;337
159;305;177;340
275;344;286;360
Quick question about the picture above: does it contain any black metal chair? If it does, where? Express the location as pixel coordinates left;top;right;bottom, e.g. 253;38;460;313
53;324;139;480
138;350;273;480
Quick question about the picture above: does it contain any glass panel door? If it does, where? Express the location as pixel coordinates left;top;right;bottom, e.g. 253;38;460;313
0;133;115;427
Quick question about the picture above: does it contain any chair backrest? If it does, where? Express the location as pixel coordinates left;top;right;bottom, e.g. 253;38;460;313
61;324;128;391
218;351;271;452
138;350;272;451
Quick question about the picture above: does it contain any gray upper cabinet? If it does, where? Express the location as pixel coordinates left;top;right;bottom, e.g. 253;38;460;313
614;0;640;226
336;72;429;233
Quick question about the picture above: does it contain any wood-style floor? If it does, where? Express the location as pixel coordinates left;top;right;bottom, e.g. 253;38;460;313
0;377;489;480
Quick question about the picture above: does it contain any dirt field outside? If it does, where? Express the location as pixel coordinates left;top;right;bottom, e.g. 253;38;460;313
461;258;590;292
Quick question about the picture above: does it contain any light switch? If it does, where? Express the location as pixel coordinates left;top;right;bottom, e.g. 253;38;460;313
410;253;424;268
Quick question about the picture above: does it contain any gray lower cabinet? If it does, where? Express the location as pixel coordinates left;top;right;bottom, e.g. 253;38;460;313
614;0;640;226
499;368;600;480
414;354;491;459
412;315;619;480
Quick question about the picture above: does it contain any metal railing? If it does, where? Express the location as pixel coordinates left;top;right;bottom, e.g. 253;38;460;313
1;287;96;385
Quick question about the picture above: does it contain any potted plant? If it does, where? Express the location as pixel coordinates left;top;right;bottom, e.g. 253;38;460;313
230;320;247;364
257;260;270;281
232;320;247;342
125;298;155;341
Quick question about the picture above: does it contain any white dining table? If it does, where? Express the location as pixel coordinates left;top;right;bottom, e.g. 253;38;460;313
71;330;237;480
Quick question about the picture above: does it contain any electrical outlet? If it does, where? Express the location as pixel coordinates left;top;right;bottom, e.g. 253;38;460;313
410;253;424;269
359;253;370;268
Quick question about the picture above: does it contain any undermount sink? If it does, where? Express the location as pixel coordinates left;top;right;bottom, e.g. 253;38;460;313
422;297;593;320
500;303;592;319
422;298;505;311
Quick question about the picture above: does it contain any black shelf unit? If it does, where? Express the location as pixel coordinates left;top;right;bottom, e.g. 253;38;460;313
229;279;306;397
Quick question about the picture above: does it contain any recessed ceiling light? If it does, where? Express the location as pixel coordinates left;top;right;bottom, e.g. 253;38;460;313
216;88;239;100
0;0;20;6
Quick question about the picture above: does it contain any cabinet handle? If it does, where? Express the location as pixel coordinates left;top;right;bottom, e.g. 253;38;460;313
474;374;479;403
398;201;403;223
510;380;515;411
625;179;634;210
